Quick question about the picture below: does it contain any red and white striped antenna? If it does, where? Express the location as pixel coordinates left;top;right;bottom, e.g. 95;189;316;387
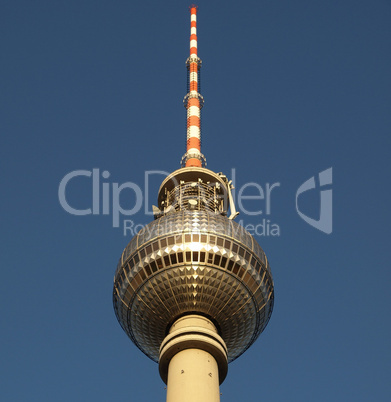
181;5;206;168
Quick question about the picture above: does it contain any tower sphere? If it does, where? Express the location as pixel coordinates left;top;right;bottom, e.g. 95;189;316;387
113;168;274;363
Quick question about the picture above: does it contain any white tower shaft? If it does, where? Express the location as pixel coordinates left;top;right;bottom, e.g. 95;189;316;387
166;349;220;402
159;315;228;402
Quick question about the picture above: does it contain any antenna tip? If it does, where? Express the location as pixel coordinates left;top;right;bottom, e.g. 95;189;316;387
189;4;198;13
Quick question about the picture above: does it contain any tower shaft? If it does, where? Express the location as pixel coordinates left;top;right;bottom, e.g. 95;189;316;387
159;315;228;402
166;349;220;402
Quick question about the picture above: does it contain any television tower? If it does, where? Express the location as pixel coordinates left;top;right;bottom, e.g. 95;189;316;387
113;6;274;402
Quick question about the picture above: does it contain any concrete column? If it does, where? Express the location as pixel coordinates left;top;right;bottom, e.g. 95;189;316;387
159;315;228;402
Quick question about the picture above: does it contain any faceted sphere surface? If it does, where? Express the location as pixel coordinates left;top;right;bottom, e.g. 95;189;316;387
113;211;274;362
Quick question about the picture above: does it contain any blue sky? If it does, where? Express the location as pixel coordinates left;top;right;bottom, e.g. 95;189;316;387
1;0;390;401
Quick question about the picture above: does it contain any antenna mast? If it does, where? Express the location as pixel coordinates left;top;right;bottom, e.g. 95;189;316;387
182;6;205;168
